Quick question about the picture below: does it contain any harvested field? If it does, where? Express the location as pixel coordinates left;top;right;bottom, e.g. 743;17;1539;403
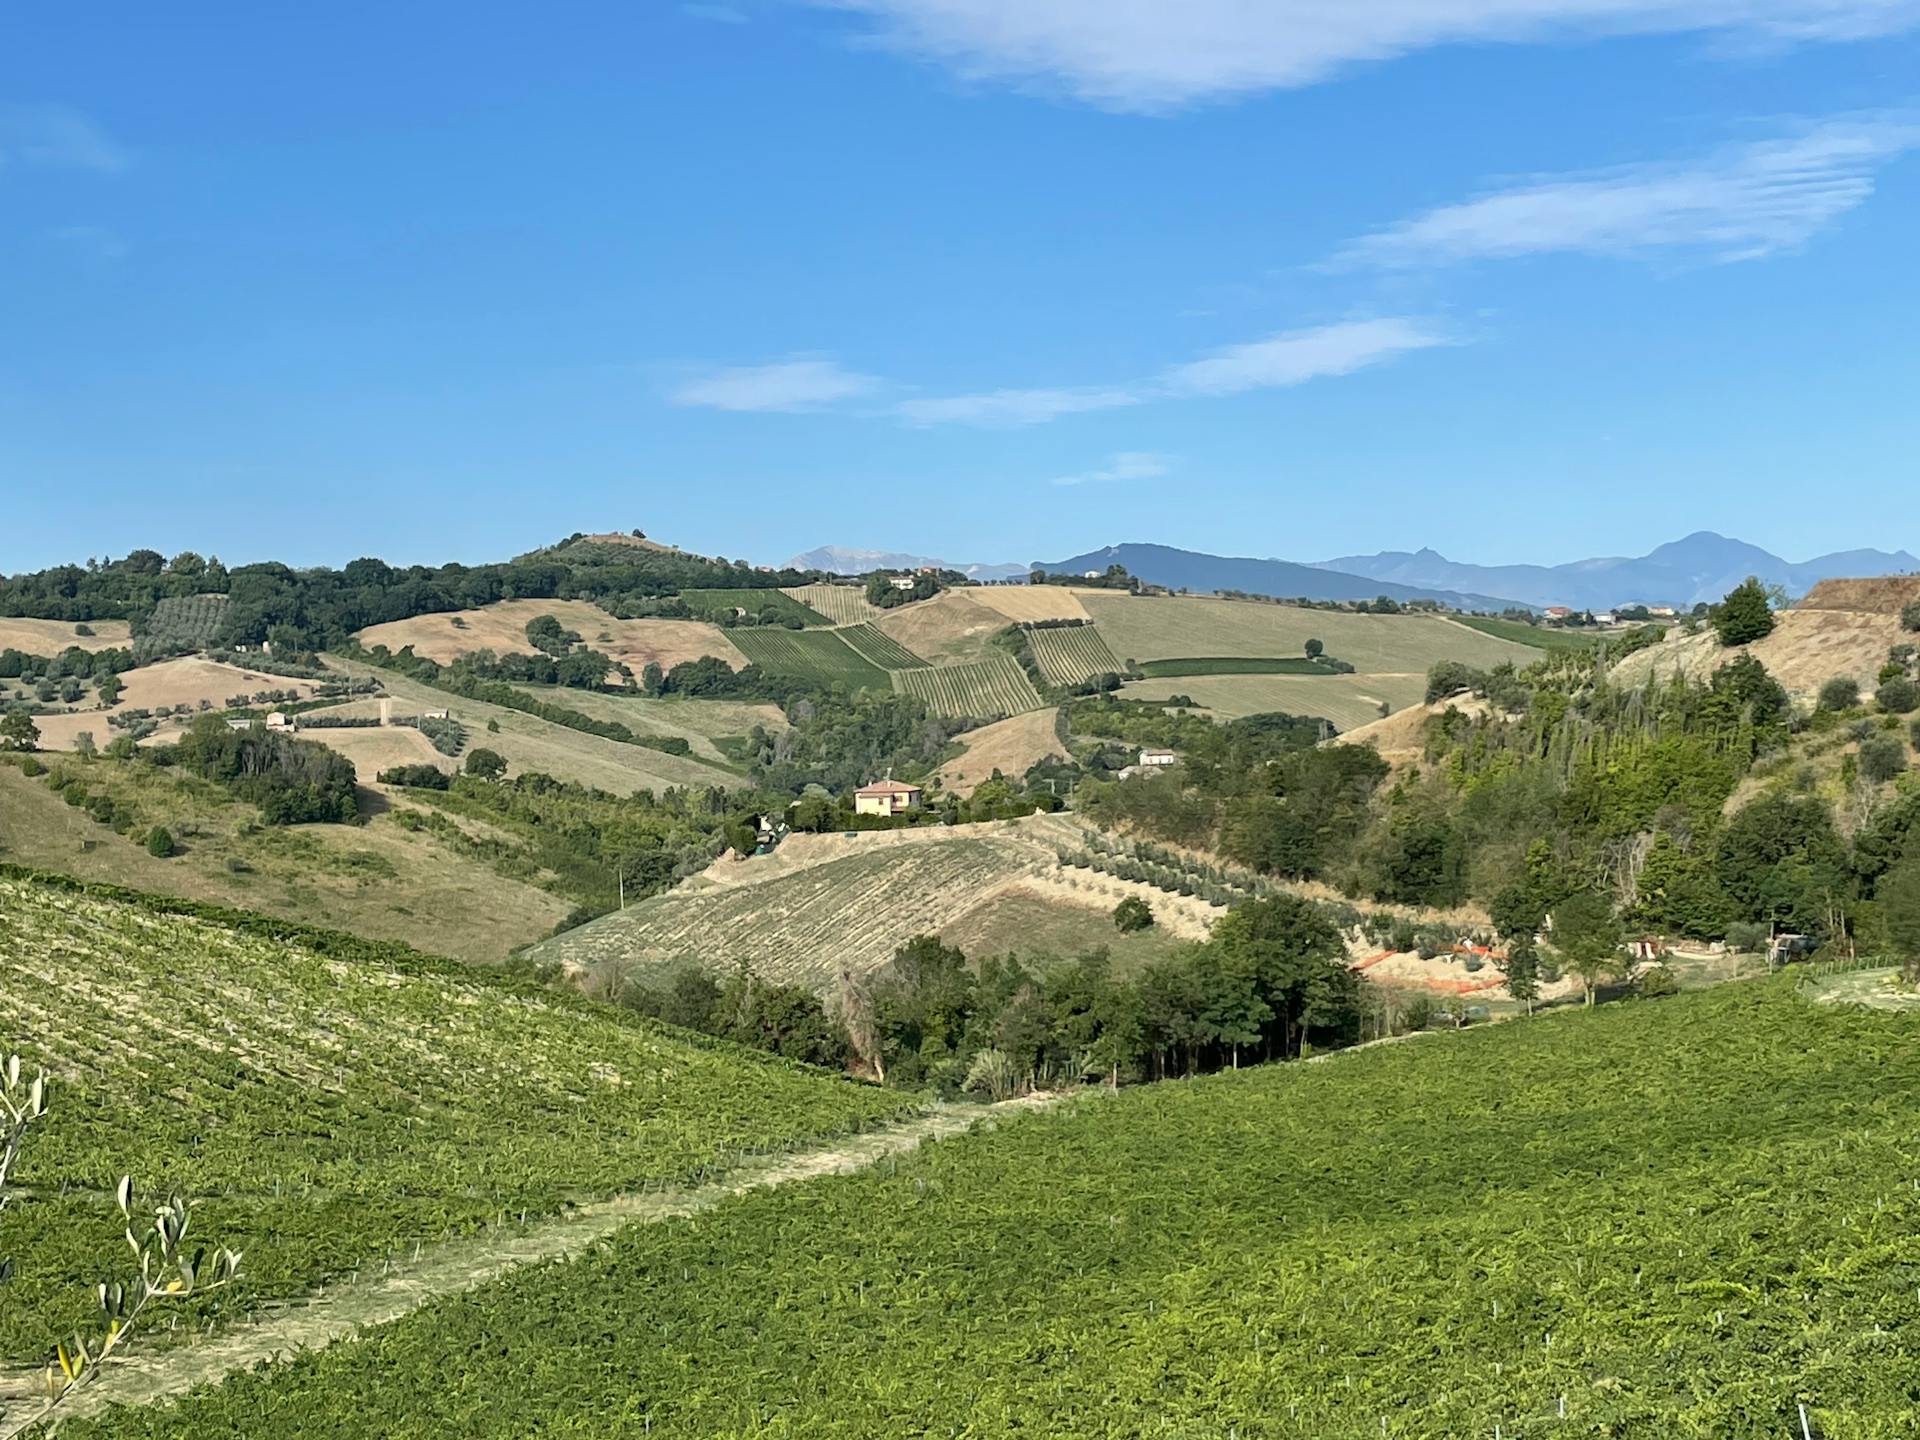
967;587;1092;623
505;686;786;763
30;657;320;750
782;583;879;625
355;600;745;674
523;814;1201;992
1082;593;1535;671
321;661;746;793
300;724;451;778
936;708;1066;796
894;654;1043;719
728;628;892;690
838;622;930;670
0;617;132;653
0;761;569;963
1118;672;1425;730
1798;576;1920;614
872;591;1007;665
1027;625;1121;685
1609;603;1908;703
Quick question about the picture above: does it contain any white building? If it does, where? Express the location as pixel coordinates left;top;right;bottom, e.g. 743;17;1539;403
1139;748;1177;768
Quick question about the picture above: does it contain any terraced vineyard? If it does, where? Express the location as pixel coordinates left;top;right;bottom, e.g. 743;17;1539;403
677;589;829;626
781;583;878;625
0;870;919;1363
527;838;1044;989
727;628;892;690
892;653;1043;719
838;622;929;670
73;980;1920;1438
1026;624;1121;686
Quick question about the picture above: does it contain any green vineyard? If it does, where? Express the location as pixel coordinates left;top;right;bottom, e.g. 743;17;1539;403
0;870;919;1363
133;593;229;658
1026;623;1122;685
676;588;830;626
727;628;893;689
69;980;1920;1438
780;583;878;626
1134;655;1333;677
892;653;1043;718
838;622;930;670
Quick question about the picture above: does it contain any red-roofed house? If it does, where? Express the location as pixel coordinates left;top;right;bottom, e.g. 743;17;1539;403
854;779;924;817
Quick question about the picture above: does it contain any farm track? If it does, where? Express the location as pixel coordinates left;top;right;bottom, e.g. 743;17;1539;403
13;1096;1069;1423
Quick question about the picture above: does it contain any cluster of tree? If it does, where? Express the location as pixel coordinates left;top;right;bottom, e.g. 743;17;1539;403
154;715;360;824
1711;577;1779;646
741;688;967;796
863;571;953;609
1029;565;1141;592
0;540;826;650
0;646;136;683
616;962;852;1068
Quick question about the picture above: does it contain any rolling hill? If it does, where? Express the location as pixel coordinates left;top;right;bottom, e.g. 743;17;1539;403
1040;542;1525;610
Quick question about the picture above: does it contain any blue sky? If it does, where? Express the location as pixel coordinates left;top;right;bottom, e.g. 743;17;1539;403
3;2;1917;573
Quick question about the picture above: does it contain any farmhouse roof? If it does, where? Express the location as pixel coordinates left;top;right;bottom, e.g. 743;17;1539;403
855;779;923;796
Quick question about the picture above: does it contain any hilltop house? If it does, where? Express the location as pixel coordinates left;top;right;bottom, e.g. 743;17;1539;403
889;574;917;591
1543;606;1574;621
854;779;923;816
1139;748;1177;768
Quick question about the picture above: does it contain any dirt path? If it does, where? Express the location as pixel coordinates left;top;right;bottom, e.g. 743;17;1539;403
4;1095;1065;1423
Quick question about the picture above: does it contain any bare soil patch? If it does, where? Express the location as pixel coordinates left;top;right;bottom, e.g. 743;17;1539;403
968;587;1092;623
937;708;1066;796
873;591;1007;665
1610;605;1906;702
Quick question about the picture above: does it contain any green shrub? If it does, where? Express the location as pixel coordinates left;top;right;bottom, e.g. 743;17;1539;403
1817;677;1861;712
146;825;177;857
18;756;44;778
1112;895;1154;933
1860;735;1908;785
1877;677;1919;715
1635;965;1682;999
1901;599;1920;633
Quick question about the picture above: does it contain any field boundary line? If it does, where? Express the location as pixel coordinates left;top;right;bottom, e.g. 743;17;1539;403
7;1094;1069;1421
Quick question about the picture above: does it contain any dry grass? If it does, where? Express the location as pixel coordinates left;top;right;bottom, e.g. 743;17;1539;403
0;617;133;653
0;762;569;962
1337;697;1494;767
1118;672;1426;730
303;725;452;779
1798;577;1920;614
937;708;1066;796
321;659;747;793
506;686;786;763
967;588;1092;623
29;657;320;750
1609;605;1907;702
1084;593;1535;671
355;599;745;674
872;591;1008;665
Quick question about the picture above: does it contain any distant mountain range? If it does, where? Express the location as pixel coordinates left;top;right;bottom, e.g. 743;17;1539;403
793;531;1920;612
1313;532;1920;610
1036;543;1524;611
785;546;1029;583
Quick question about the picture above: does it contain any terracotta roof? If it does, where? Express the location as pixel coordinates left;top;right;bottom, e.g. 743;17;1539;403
855;780;923;796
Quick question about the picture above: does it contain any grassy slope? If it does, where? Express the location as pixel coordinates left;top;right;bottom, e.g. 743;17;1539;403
504;685;788;764
1082;593;1536;670
0;871;920;1363
1451;614;1604;650
1119;672;1427;730
321;660;745;792
79;980;1920;1438
1135;655;1333;676
0;759;569;962
939;890;1189;975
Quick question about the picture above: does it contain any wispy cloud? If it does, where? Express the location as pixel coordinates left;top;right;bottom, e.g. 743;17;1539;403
0;104;130;172
670;357;882;412
1336;116;1920;268
682;2;748;23
899;319;1449;427
809;1;1920;110
1052;451;1173;487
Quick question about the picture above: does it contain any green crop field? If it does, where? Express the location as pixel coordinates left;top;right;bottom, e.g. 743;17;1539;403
1026;625;1121;686
838;622;930;670
76;980;1920;1438
1452;615;1604;651
1081;593;1535;671
0;870;919;1364
892;654;1043;719
781;583;878;626
677;589;830;626
1120;672;1427;730
1135;655;1333;677
727;628;893;690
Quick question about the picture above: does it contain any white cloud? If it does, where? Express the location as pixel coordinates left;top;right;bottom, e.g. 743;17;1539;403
1052;451;1174;487
810;0;1920;109
670;357;882;412
900;319;1448;427
1337;116;1920;267
0;104;129;172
